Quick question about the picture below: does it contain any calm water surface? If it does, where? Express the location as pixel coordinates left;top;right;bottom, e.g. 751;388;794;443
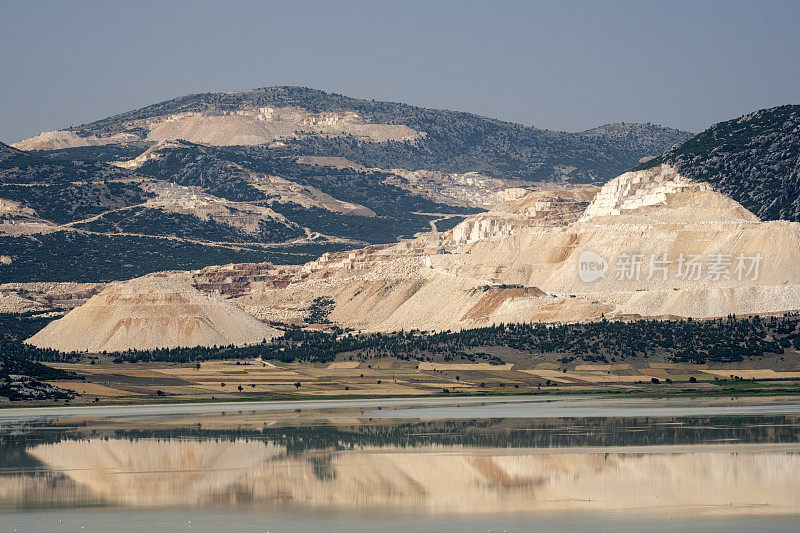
1;396;799;531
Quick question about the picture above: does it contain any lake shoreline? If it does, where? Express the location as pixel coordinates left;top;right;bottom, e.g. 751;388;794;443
4;393;800;419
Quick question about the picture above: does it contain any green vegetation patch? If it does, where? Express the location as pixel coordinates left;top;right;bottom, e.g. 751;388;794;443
108;314;800;366
0;232;352;283
74;206;304;243
0;181;152;224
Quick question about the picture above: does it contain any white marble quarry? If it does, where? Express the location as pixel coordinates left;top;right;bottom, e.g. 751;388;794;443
580;164;710;220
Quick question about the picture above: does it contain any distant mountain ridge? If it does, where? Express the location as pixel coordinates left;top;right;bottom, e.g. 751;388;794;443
639;105;800;222
21;86;692;183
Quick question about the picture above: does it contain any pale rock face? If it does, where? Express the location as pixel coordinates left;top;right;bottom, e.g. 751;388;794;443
451;216;519;245
140;107;424;145
384;168;519;208
0;198;36;217
449;186;597;245
26;276;281;352
0;282;104;313
581;164;709;220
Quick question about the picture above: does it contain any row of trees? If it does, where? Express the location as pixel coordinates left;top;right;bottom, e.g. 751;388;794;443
108;313;800;365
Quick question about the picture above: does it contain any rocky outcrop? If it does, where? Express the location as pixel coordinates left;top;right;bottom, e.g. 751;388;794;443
452;186;597;244
0;198;58;236
383;169;519;208
0;374;75;401
0;353;77;401
580;164;759;223
0;282;105;313
11;130;139;151
581;164;708;219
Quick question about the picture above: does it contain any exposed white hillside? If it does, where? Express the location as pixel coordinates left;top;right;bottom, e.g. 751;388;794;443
0;282;103;313
140;107;423;145
451;217;520;245
450;186;597;244
384;169;518;208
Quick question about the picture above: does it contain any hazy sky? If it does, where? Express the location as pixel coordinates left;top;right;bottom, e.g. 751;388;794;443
1;0;799;142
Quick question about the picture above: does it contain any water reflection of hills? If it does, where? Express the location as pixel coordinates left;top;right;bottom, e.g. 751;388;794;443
6;414;796;454
3;437;799;515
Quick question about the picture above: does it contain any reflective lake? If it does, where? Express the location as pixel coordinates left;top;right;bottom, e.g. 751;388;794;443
1;396;799;531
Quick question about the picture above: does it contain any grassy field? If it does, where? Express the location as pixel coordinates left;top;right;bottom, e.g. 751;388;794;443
5;356;796;407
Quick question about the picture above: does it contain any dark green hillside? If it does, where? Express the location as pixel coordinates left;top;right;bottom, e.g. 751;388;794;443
221;145;472;217
0;142;138;185
132;142;266;202
130;141;472;243
0;181;150;224
269;202;433;243
0;142;152;224
35;142;152;163
280;120;689;183
0;233;349;283
73;206;304;243
0;312;79;400
639;105;800;221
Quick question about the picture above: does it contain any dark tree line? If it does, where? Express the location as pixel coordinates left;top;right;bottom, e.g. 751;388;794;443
3;310;797;367
107;314;799;365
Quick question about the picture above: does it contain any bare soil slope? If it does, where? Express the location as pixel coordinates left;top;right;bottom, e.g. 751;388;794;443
26;276;280;352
